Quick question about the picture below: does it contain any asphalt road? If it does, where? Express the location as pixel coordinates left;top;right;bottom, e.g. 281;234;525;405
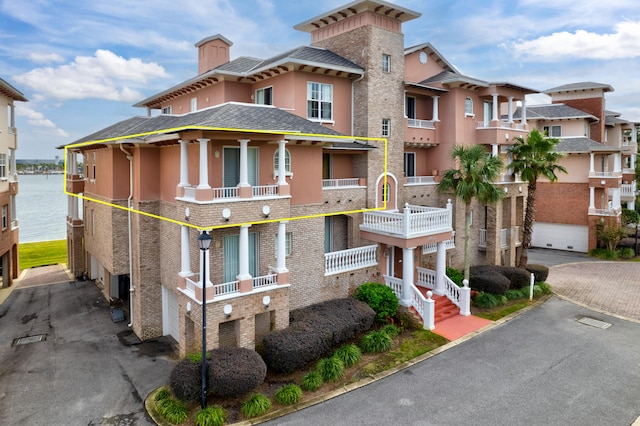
265;297;640;426
0;280;175;425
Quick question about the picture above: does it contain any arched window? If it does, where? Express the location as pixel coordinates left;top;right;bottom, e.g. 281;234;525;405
382;182;390;203
273;148;292;179
465;97;473;116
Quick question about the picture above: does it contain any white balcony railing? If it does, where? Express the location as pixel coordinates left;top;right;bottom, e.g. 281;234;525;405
213;187;239;199
444;275;461;308
621;182;637;197
416;267;436;290
253;273;277;289
322;178;361;188
422;232;456;255
407;118;435;129
479;227;521;249
383;275;403;299
324;244;378;276
591;171;622;178
406;176;435;185
361;202;452;239
252;185;278;197
214;280;240;296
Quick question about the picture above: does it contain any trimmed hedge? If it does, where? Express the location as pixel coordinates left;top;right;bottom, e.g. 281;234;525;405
469;265;510;294
261;298;375;373
354;282;399;322
208;348;267;398
499;267;530;289
525;264;549;282
169;358;202;403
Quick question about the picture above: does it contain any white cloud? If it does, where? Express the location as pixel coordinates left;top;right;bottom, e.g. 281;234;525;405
505;20;640;61
15;105;69;137
14;50;169;101
28;52;65;63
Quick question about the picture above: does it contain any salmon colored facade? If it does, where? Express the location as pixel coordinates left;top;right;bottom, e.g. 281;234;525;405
62;0;637;353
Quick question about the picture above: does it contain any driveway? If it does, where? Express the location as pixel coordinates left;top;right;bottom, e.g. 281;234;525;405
0;279;175;425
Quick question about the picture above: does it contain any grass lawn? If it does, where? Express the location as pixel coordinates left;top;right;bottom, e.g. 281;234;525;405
19;239;67;270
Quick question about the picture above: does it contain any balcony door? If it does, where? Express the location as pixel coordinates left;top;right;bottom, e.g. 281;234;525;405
404;152;416;178
483;101;493;126
223;233;258;282
405;96;416;119
223;146;258;188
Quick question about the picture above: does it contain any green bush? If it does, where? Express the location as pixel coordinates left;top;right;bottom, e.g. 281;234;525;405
241;393;272;419
379;324;401;338
360;330;393;353
186;352;207;364
525;264;549;283
316;357;345;382
622;208;638;225
473;292;499;309
154;388;171;402
274;384;303;405
334;344;362;368
446;267;464;287
354;282;399;322
505;289;523;300
157;398;188;425
169;358;202;403
194;406;226;426
537;282;552;294
300;371;323;391
617;247;635;259
589;248;617;259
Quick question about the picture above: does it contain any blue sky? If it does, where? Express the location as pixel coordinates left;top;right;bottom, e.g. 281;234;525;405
1;0;639;159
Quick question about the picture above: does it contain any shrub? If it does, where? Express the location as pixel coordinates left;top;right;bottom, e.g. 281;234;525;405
154;388;171;402
446;267;464;287
354;282;399;322
589;248;617;259
617;247;635;259
537;282;552;295
379;324;401;338
186;352;207;364
505;289;522;300
316;357;345;382
622;208;638;226
241;393;272;419
531;285;544;298
157;398;188;425
262;298;374;373
498;266;530;289
208;348;266;398
274;384;303;405
473;292;500;309
194;406;226;426
525;264;549;283
169;358;202;403
360;330;393;353
300;371;323;391
334;344;362;368
469;267;510;295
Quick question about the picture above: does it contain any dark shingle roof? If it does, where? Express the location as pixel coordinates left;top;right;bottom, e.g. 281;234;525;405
253;46;363;72
0;77;28;102
419;70;488;87
216;57;264;73
544;82;614;94
69;103;347;145
512;104;596;120
556;137;618;153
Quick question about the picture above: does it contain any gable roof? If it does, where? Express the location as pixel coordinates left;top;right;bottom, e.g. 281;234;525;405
556;137;620;154
0;77;28;102
544;82;614;94
513;104;598;121
419;70;489;89
404;42;458;74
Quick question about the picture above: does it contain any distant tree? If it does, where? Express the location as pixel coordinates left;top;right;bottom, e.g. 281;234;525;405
508;129;567;268
437;145;504;281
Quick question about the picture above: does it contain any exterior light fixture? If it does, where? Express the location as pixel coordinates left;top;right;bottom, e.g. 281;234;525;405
197;230;212;409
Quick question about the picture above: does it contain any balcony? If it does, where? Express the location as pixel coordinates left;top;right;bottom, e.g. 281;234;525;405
324;244;378;276
479;227;521;250
178;183;282;203
404;118;437;145
182;271;279;303
621;182;637;199
476;120;527;145
322;178;365;189
360;203;452;240
66;174;85;194
422;231;455;255
405;176;436;185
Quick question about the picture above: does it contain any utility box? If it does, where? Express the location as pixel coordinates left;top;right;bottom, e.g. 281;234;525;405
109;298;125;323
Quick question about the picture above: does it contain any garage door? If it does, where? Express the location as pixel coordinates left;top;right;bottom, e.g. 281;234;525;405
531;223;589;253
162;287;180;342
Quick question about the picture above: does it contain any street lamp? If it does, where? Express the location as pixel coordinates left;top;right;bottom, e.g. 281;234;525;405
198;230;212;409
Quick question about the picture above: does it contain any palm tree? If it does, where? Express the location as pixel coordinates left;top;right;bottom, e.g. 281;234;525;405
508;129;567;268
437;145;504;281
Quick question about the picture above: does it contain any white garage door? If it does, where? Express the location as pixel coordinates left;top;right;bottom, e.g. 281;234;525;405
531;223;589;253
162;287;180;342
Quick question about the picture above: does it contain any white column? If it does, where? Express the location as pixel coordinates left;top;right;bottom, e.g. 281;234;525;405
612;188;621;210
400;247;415;307
631;154;636;169
614;153;622;173
434;241;446;296
179;140;189;187
432;96;440;122
237;225;251;280
633;126;638;144
197;138;210;189
589;187;595;211
492;144;499;158
180;226;191;277
491;94;499;122
589;153;595;175
277;221;288;273
507;96;514;123
278;140;287;186
238;139;250;187
69;195;79;220
521;98;527;126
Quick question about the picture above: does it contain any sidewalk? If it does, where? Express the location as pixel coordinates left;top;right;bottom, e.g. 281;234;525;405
0;264;74;305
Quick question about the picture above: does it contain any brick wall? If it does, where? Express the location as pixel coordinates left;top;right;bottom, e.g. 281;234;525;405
536;182;589;225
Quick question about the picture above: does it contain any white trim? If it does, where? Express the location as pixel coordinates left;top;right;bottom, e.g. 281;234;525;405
375;172;399;210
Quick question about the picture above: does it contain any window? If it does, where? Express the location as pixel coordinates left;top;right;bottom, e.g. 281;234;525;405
382;182;389;203
223;146;258;188
273;148;292;178
404;152;416;177
275;232;292;256
7;104;15;134
382;118;390;137
465;97;474;116
223;233;258;282
190;98;197;112
162;106;172;115
382;54;391;73
1;205;7;229
92;152;96;180
406;96;416;119
0;154;6;179
324;217;333;253
543;125;562;137
255;87;273;105
307;82;333;121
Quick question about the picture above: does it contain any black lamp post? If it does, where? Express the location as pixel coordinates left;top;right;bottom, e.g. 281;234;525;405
198;230;212;409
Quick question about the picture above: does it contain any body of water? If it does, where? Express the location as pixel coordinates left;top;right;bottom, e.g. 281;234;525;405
17;174;68;243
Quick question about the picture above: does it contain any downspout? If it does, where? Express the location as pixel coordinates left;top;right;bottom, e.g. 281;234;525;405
120;144;134;328
351;71;365;136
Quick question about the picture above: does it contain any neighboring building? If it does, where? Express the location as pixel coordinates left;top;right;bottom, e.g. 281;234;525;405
0;77;28;288
64;0;632;355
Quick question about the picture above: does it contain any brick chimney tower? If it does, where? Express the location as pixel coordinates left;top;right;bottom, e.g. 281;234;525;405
194;34;232;75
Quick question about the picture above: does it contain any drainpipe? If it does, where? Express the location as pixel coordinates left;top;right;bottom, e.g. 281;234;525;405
120;144;134;328
351;72;365;136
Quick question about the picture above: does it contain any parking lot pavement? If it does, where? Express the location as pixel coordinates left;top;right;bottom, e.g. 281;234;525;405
0;279;176;425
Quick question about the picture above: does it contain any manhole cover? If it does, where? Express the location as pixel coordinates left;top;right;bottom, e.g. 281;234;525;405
577;317;612;329
12;334;47;347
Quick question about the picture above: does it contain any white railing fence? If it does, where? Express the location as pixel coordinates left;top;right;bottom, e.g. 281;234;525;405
444;275;461;307
407;118;435;129
411;284;434;330
383;275;403;300
322;178;361;188
406;176;435;185
324;244;378;276
252;185;278;197
422;231;456;255
214;280;240;296
416;267;436;290
213;187;239;199
253;273;277;289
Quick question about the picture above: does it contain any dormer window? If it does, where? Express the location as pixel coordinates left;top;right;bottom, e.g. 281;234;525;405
256;87;273;105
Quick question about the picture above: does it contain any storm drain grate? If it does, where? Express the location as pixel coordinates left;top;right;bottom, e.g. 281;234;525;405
578;317;612;329
12;334;47;347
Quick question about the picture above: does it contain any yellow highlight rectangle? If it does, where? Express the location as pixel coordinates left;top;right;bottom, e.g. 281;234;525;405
64;126;387;231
